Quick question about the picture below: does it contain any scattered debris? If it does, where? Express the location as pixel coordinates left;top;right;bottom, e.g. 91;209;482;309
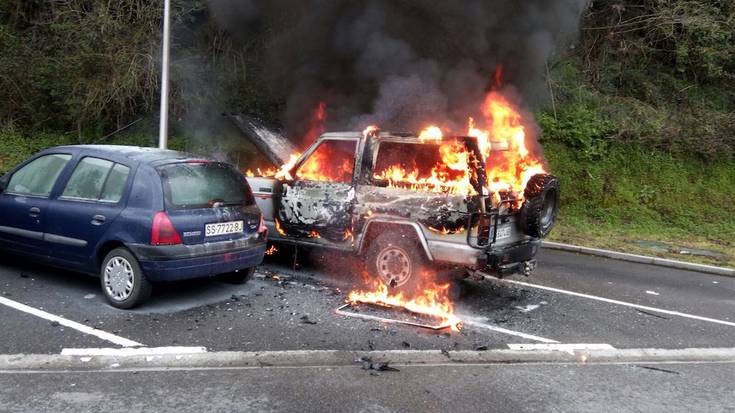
84;294;96;299
359;356;400;373
300;315;317;325
475;345;489;351
50;321;60;327
645;291;660;296
636;309;669;320
401;341;411;348
634;365;680;375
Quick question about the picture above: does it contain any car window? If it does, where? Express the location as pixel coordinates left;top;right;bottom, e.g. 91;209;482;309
99;163;130;203
7;154;72;197
61;157;114;200
158;162;255;210
295;139;357;183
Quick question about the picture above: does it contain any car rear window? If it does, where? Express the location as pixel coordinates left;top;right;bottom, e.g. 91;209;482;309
158;162;255;209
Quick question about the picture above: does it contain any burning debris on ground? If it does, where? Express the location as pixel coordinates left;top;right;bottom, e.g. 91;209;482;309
341;277;463;332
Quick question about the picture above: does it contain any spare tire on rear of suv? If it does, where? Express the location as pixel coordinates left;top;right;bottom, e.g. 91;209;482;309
519;174;560;238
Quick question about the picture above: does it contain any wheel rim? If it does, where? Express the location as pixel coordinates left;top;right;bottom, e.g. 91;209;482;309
540;190;556;228
104;256;135;301
376;246;412;287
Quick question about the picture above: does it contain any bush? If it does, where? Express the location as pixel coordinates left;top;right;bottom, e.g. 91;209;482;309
0;126;74;174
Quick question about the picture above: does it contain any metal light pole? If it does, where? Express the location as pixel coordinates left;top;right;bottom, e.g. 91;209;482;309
158;0;171;149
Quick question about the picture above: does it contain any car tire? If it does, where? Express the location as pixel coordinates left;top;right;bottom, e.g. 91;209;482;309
100;247;152;309
366;232;427;294
520;174;560;238
218;267;256;284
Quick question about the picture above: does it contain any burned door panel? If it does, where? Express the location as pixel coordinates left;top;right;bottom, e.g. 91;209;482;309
277;181;355;242
274;138;359;244
355;186;471;232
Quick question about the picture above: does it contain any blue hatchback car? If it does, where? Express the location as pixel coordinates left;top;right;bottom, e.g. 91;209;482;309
0;145;268;308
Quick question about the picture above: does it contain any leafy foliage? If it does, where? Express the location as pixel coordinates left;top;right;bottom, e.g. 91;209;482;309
549;1;733;159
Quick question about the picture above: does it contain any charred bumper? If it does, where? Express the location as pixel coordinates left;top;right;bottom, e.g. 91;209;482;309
480;240;541;276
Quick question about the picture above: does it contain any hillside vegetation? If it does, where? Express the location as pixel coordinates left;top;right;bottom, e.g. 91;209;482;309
1;1;733;265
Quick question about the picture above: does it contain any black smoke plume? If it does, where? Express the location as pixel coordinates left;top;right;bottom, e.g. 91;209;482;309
207;0;589;141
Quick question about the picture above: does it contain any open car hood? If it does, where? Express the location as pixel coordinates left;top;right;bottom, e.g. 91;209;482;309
225;113;297;166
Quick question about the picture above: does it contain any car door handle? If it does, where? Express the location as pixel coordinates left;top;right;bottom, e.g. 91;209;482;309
91;215;106;225
28;207;40;218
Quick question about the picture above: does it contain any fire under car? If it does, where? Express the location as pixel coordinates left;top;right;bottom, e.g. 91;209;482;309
232;115;559;291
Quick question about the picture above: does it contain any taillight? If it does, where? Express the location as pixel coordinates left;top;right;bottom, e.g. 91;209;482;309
257;215;268;234
151;211;182;245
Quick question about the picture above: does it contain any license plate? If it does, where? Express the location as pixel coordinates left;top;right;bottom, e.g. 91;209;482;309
496;226;512;240
205;220;244;237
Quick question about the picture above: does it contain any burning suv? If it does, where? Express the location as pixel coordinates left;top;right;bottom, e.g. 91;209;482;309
234;110;560;291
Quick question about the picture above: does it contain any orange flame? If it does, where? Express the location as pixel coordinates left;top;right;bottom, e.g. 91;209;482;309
373;138;477;195
427;225;466;235
307;230;321;239
295;147;353;183
470;91;547;199
250;79;545;204
347;280;461;331
265;245;278;255
343;228;354;243
418;125;443;142
372;90;546;201
274;218;286;236
302;101;327;145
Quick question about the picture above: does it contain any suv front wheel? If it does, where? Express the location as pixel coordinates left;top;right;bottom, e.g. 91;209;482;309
366;232;427;293
100;247;152;309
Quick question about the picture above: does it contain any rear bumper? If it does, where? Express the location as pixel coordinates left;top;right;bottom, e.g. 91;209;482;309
428;237;540;275
129;237;267;282
480;240;541;276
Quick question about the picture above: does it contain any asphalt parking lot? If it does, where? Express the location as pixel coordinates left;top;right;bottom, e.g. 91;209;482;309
1;247;733;355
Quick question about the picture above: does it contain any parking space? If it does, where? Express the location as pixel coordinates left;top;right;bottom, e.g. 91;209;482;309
1;249;734;355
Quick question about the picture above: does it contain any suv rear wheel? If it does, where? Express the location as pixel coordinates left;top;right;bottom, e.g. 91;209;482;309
520;174;560;238
100;247;152;309
366;232;427;293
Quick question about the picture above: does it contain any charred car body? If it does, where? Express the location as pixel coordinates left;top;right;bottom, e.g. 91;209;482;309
235;116;559;289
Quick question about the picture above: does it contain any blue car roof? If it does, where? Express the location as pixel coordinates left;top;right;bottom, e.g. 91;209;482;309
48;145;203;166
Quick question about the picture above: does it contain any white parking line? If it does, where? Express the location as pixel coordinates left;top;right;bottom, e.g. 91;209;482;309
0;296;143;347
459;316;560;343
495;278;735;328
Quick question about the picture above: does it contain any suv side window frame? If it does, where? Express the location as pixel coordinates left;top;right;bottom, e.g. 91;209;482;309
4;153;74;199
